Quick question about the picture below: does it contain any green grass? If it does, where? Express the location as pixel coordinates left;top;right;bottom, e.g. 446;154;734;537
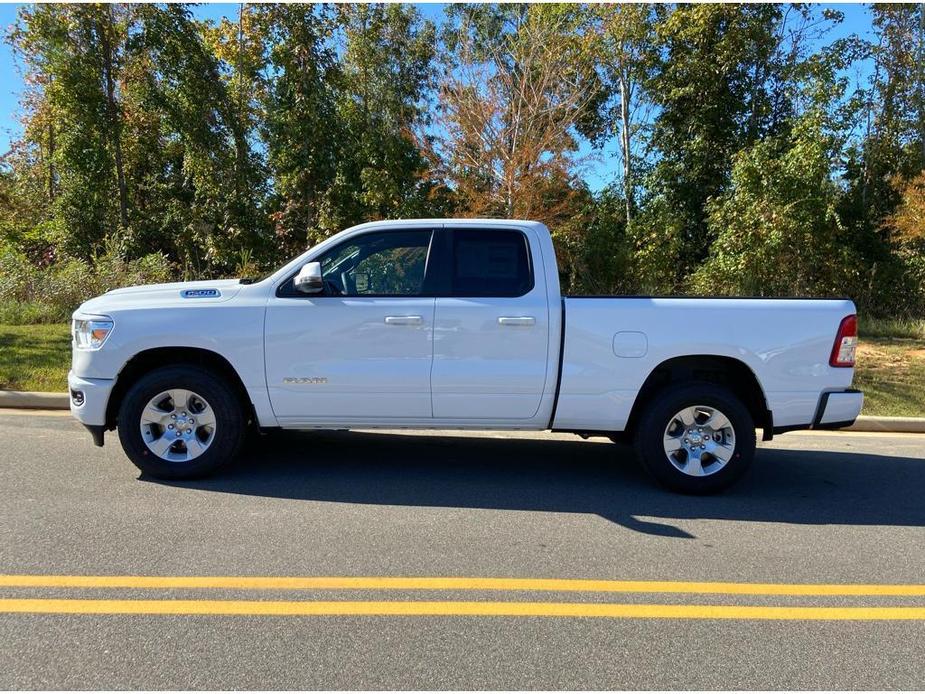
0;324;71;392
0;320;922;418
0;300;69;325
853;336;925;417
859;317;925;340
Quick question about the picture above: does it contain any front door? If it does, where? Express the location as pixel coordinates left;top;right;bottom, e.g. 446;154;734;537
265;228;437;423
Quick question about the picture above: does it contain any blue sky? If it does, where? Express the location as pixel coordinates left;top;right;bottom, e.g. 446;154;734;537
0;2;875;191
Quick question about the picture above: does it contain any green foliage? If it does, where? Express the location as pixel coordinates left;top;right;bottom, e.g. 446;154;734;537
258;4;340;254
1;3;923;319
642;4;788;283
10;5;124;257
0;242;172;323
555;186;635;296
860;317;925;340
694;115;849;297
327;5;449;226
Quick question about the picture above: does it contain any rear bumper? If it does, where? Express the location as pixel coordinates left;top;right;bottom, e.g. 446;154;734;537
771;388;863;436
813;389;864;430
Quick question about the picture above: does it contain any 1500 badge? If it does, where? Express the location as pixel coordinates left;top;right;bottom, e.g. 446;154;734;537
181;288;221;298
283;377;328;385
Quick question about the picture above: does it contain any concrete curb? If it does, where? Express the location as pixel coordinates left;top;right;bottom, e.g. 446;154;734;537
845;415;925;434
1;390;924;433
0;390;70;410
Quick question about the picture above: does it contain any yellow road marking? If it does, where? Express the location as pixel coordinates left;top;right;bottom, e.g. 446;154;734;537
1;575;925;596
2;598;925;620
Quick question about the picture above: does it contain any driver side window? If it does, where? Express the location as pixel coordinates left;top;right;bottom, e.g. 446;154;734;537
316;229;433;297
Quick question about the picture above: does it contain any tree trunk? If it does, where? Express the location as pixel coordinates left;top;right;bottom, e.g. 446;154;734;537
619;71;633;225
47;119;55;202
916;2;925;167
235;2;246;203
100;6;129;230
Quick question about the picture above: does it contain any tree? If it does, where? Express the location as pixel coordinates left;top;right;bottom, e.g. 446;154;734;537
0;142;57;261
847;4;925;233
693;31;865;300
126;5;231;272
640;4;842;287
9;3;265;275
694;116;848;297
435;4;600;227
1;3;922;318
327;4;450;229
257;4;339;254
887;171;925;242
11;4;131;257
199;2;272;271
882;170;925;316
594;4;658;225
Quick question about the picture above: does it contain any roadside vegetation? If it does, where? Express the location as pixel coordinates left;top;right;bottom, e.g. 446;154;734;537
0;4;922;415
854;332;925;417
0;319;921;417
2;4;924;319
0;324;70;392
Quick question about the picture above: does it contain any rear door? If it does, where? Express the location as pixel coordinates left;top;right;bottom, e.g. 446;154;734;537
431;227;550;420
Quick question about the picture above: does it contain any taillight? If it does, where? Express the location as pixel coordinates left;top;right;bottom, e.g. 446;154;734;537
830;314;858;367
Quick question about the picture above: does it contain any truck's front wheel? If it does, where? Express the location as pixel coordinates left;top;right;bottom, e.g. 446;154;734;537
117;366;246;480
633;382;755;494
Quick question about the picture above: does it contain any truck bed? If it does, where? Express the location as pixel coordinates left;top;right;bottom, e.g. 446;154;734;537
552;296;857;432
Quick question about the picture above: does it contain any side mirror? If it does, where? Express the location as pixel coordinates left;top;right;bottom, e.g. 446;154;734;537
294;261;323;294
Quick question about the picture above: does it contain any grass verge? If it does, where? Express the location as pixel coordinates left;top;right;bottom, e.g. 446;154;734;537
853;337;925;417
0;322;922;417
0;324;71;392
859;316;925;340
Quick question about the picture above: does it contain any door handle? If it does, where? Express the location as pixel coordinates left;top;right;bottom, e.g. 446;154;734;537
384;315;423;326
498;316;536;327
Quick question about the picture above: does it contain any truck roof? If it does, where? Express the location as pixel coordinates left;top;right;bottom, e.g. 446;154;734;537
341;218;548;234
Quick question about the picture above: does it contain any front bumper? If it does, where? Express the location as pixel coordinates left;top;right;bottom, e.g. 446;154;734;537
68;371;115;445
813;389;864;430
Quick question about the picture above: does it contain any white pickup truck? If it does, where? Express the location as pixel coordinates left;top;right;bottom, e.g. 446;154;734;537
69;219;862;493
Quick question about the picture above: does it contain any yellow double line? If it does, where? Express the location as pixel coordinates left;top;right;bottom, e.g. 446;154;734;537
2;575;925;620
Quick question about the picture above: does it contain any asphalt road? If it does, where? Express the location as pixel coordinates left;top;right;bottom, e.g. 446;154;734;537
2;411;925;689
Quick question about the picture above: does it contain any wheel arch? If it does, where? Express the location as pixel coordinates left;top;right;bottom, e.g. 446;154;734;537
624;354;772;439
105;347;253;430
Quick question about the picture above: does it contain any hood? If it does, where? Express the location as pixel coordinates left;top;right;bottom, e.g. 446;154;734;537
75;279;245;317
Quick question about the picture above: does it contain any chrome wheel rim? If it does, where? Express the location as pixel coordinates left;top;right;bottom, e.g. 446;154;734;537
139;389;216;462
663;405;736;477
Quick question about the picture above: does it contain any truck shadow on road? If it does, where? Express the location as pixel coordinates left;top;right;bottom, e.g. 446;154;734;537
157;430;925;538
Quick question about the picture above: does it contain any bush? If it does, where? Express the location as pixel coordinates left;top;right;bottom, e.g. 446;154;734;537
0;301;64;325
0;243;173;324
693;118;850;298
859;316;925;340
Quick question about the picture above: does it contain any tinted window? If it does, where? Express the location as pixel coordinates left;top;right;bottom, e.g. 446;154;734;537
313;230;433;296
450;229;532;297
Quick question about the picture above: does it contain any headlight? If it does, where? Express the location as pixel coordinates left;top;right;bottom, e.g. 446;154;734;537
73;318;114;350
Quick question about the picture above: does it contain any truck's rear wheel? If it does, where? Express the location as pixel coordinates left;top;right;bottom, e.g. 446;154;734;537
633;382;755;494
117;366;246;480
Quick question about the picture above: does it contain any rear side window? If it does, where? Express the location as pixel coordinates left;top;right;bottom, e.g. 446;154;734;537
450;229;533;297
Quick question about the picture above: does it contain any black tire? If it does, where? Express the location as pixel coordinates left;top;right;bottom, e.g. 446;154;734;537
633;382;755;494
117;365;246;480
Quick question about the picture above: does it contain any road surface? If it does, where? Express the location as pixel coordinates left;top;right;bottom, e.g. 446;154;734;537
2;411;924;689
